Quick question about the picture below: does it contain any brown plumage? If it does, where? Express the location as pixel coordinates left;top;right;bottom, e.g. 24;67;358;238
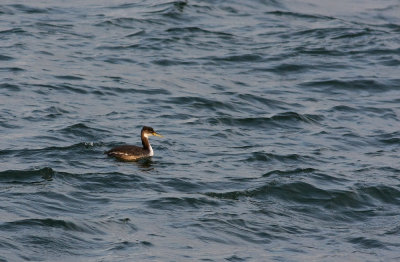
106;126;163;161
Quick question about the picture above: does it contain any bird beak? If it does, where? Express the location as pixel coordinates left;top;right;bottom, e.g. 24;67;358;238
153;132;163;137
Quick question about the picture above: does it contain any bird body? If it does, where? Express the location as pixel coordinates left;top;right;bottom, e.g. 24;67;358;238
106;126;162;161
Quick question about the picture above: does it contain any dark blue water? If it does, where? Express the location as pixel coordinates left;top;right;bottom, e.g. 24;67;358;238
1;0;400;261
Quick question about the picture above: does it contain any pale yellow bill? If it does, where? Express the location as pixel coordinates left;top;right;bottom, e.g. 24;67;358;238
153;132;163;137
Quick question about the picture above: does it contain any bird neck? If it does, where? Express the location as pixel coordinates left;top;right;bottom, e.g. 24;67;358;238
141;132;151;150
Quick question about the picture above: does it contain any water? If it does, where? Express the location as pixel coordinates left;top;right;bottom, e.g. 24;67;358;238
1;0;400;261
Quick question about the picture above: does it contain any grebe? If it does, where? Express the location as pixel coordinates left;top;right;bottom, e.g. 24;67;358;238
106;126;163;161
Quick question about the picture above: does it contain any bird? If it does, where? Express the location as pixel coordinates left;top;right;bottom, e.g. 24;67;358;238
106;126;163;161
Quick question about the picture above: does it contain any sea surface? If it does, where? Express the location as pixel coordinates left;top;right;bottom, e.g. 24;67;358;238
1;0;400;261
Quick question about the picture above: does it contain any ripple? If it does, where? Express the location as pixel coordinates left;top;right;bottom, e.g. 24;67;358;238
360;185;400;205
22;106;70;122
0;6;14;15
95;17;154;28
268;63;315;73
0;83;20;92
0;28;27;35
54;75;85;81
331;28;374;39
0;218;98;234
96;44;140;51
124;29;146;37
195;216;279;245
266;10;335;21
145;1;188;17
292;27;371;40
0;67;26;72
0;55;14;61
0;142;105;160
152;59;198;66
375;131;400;145
263;167;317;177
99;85;171;96
10;4;53;14
236;93;296;110
209;54;264;63
247;152;315;164
347;236;387;249
146;195;220;210
206;112;323;128
166;26;234;38
205;182;400;209
33;84;88;95
57;123;108;140
300;79;398;92
107;240;152;251
0;167;54;183
168;96;234;111
159;177;203;193
57;171;147;192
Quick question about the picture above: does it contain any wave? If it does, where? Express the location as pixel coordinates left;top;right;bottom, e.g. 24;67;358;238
58;123;104;138
266;10;335;20
208;54;264;64
0;83;20;91
145;1;188;17
203;112;323;128
166;26;234;38
247;152;315;164
0;216;139;259
152;59;198;66
347;236;388;249
290;27;372;40
95;17;154;29
21;106;70;122
205;182;400;208
0;54;14;61
33;83;88;95
300;78;398;92
263;167;317;177
55;170;145;191
237;93;293;110
0;67;26;72
98;85;171;96
0;27;27;35
0;142;105;160
167;96;234;111
54;75;85;81
146;195;220;210
374;131;400;145
0;167;54;183
0;218;98;234
9;4;53;14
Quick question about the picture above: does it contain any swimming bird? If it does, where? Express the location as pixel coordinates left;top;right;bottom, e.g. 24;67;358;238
106;126;163;161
